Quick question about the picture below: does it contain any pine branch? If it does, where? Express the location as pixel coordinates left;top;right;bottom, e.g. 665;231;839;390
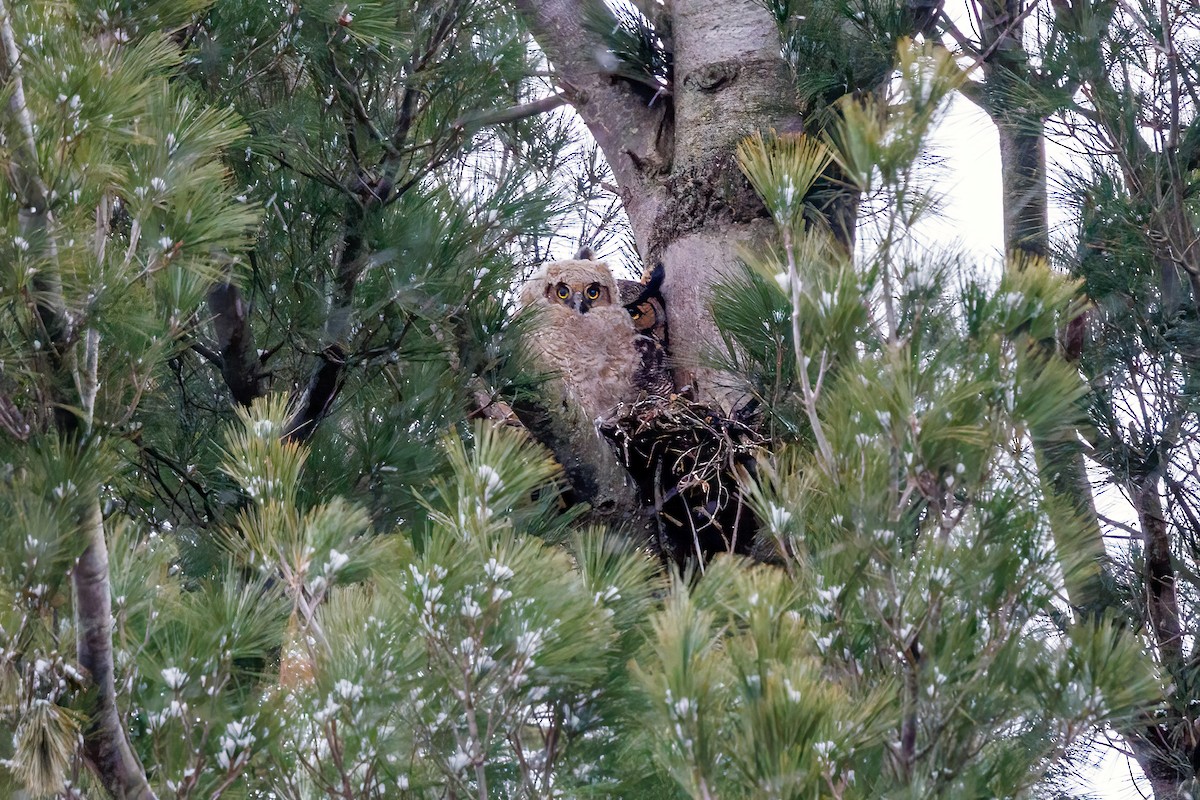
330;56;400;157
140;444;219;527
1078;76;1200;316
936;11;981;61
782;227;834;472
452;92;569;134
282;194;370;442
283;2;503;442
283;345;345;443
189;340;223;367
0;6;157;796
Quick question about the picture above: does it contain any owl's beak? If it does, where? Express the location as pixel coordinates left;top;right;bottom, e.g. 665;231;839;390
570;291;591;313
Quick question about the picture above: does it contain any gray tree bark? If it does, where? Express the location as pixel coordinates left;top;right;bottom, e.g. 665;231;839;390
657;0;803;405
73;507;158;800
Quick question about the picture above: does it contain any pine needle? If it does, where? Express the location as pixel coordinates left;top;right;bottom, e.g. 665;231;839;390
11;700;81;797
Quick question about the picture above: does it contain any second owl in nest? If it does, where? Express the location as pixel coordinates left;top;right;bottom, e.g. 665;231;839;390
618;262;674;401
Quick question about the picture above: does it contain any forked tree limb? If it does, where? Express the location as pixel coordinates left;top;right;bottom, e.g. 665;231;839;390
511;0;670;199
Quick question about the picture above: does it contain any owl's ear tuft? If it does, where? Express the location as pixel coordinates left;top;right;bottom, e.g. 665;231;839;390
626;262;666;308
642;262;665;292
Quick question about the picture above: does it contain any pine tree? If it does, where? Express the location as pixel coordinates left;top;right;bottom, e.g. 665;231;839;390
0;1;257;794
0;0;1181;798
0;0;576;795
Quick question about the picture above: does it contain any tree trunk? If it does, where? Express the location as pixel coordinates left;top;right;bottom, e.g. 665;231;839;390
976;0;1110;611
650;0;803;404
994;119;1049;259
1132;474;1183;668
508;0;816;529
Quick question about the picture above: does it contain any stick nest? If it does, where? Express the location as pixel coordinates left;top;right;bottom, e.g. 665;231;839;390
598;396;765;565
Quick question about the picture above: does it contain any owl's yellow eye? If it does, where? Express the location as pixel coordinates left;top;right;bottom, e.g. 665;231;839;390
555;283;571;300
632;303;655;329
585;284;601;301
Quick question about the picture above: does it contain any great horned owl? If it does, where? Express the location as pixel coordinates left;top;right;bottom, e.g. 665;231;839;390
618;262;674;399
520;256;643;421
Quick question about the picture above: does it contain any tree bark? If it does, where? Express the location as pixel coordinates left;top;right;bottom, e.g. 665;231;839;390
207;282;267;407
511;390;645;529
1132;473;1183;671
656;0;801;403
994;119;1048;259
73;506;157;800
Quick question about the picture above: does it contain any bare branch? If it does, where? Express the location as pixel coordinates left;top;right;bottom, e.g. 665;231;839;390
189;339;223;367
452;92;569;133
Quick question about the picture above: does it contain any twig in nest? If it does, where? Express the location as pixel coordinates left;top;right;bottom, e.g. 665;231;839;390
598;396;765;566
